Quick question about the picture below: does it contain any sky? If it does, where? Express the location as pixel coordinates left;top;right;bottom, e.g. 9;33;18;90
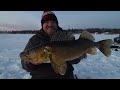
0;33;120;79
0;11;120;31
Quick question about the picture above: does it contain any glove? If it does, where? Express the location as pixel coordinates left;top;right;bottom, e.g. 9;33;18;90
68;53;87;64
79;53;87;59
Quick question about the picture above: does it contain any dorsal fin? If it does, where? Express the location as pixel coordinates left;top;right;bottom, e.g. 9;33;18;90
50;31;74;41
79;30;95;41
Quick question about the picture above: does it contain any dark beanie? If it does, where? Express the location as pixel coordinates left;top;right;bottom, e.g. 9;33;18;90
41;11;58;26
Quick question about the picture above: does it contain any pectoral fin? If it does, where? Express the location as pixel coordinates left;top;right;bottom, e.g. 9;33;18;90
49;55;67;75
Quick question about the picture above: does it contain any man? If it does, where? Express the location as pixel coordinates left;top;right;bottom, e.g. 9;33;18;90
20;11;87;79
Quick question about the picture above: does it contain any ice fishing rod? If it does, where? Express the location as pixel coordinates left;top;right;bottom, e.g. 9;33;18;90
110;45;120;51
110;45;120;49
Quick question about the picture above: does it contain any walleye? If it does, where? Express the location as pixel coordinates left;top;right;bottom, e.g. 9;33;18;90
20;31;113;75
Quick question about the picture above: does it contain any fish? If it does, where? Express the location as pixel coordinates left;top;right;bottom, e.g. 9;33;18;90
20;30;113;75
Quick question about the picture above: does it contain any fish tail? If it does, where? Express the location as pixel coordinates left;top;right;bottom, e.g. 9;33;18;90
98;39;113;57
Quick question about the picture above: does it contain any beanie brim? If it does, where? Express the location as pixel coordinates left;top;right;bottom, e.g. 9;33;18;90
41;14;58;26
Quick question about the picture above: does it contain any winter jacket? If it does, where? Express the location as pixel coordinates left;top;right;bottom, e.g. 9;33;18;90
20;29;86;79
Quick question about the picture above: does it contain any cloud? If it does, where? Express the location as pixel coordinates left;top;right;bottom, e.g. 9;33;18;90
0;11;41;31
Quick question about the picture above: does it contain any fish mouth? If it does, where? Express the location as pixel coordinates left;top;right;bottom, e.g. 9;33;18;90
20;52;31;61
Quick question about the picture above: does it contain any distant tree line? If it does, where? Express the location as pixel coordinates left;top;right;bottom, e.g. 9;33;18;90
0;28;120;34
0;30;37;34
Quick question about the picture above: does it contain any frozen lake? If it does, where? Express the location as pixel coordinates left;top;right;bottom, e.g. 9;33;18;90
0;33;120;79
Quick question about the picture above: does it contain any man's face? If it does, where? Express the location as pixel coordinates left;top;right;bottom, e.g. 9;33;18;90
43;20;57;35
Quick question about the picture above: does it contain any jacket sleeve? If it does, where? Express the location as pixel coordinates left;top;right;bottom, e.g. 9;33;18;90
20;35;42;72
23;35;40;51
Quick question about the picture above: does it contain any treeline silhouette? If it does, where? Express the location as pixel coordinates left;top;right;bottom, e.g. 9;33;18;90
0;28;120;34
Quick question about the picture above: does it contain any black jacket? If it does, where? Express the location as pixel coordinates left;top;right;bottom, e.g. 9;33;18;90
20;29;86;79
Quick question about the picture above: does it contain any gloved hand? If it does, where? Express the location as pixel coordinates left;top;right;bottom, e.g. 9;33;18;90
79;53;87;59
68;53;87;64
